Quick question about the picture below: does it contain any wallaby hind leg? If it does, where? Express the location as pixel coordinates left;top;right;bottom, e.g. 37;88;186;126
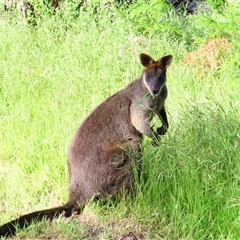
100;140;142;198
70;138;142;200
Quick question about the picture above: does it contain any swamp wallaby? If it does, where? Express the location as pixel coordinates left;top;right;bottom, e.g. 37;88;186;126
0;53;173;238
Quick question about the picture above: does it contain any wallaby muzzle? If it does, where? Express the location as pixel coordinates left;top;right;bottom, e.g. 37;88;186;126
143;73;166;98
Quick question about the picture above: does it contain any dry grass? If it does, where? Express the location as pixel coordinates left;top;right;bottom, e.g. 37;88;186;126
181;37;231;76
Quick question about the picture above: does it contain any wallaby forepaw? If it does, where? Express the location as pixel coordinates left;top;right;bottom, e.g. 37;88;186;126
151;130;161;146
157;126;167;135
151;139;161;147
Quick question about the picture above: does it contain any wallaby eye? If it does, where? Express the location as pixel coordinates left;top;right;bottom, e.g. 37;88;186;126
146;74;151;81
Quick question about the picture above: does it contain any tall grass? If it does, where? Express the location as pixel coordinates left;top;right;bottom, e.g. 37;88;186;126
0;1;240;239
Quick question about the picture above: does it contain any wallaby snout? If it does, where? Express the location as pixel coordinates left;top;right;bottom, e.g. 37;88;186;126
144;72;165;97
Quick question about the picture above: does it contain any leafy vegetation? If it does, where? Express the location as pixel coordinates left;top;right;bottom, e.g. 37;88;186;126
0;0;239;239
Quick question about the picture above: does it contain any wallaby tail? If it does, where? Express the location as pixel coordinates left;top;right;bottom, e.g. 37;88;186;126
0;201;83;238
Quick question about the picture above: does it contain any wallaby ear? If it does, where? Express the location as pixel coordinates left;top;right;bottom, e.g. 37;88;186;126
158;55;173;69
140;53;154;67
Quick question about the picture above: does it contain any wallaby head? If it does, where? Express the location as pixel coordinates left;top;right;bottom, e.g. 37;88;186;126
140;53;173;97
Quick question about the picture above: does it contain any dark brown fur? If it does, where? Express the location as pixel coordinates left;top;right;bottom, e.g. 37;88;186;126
0;53;173;238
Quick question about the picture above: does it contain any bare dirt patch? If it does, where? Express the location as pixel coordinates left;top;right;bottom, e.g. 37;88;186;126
74;212;147;239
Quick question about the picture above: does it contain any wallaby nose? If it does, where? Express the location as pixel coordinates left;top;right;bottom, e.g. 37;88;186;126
152;89;159;95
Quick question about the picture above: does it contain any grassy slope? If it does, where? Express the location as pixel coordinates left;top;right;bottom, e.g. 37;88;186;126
0;2;240;239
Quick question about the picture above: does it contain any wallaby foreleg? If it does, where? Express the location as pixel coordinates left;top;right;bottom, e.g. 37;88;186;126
149;106;169;146
156;105;169;135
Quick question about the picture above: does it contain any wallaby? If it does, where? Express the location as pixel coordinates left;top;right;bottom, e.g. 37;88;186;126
0;53;173;238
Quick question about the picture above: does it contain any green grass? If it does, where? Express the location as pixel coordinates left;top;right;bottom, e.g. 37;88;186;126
0;1;240;239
